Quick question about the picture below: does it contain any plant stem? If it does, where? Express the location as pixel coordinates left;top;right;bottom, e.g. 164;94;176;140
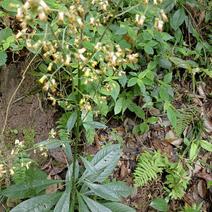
70;50;82;212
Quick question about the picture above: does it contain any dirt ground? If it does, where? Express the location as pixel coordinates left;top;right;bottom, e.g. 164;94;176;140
0;62;56;142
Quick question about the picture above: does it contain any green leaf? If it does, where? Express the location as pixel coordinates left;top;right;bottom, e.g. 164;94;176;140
82;195;112;212
11;193;61;212
144;45;154;55
54;191;70;212
85;182;121;201
147;117;158;124
66;111;77;132
86;181;133;202
78;193;90;212
164;73;172;83
111;81;120;101
2;179;63;199
114;97;123;115
189;142;199;161
0;51;7;66
200;140;212;152
103;202;136;212
127;77;138;87
1;0;22;12
139;123;149;134
0;28;13;42
150;198;168;212
128;103;145;119
170;8;186;30
164;103;177;128
34;139;69;150
89;144;121;182
83;121;107;129
159;58;172;69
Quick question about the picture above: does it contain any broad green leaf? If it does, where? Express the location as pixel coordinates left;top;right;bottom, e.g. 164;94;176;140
34;139;69;150
1;0;22;12
66;111;77;132
114;97;123;115
170;8;186;30
82;111;96;143
164;73;172;83
189;142;199;161
139;123;149;134
0;51;7;66
103;202;136;212
80;157;99;181
159;58;172;69
147;117;158;124
127;77;138;87
85;182;121;201
89;144;121;182
54;191;70;212
2;179;63;198
82;195;112;212
150;198;168;212
144;45;154;55
164;103;177;128
0;28;13;42
83;121;107;129
11;193;61;212
128;103;145;119
78;193;90;212
169;57;191;70
66;161;79;184
200;140;212;152
111;81;120;101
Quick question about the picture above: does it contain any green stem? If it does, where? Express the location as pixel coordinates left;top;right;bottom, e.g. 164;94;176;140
70;66;82;212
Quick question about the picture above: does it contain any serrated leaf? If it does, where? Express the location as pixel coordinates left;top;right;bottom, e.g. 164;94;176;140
170;8;186;30
82;195;112;212
66;111;77;132
103;202;136;212
200;140;212;152
54;191;70;212
150;198;168;212
11;193;61;212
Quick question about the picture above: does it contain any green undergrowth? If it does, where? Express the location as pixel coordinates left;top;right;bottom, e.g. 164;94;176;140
0;0;211;211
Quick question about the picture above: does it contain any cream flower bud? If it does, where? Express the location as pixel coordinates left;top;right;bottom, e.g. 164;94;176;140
39;75;47;84
58;12;64;23
160;10;168;22
135;14;146;26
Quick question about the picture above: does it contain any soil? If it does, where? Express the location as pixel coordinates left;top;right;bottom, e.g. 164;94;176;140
0;62;56;143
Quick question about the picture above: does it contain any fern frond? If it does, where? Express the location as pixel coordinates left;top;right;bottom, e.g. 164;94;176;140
165;162;189;199
56;112;71;140
134;151;168;187
174;106;199;136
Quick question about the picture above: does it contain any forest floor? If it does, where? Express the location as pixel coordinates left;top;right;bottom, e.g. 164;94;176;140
0;62;211;211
